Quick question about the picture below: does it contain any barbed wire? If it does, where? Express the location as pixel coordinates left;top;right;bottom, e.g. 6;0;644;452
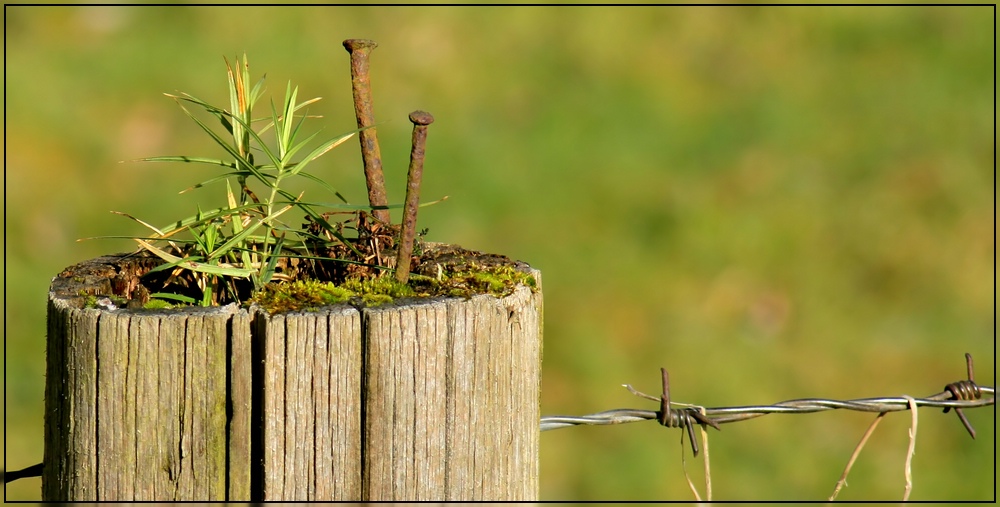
540;353;994;456
539;389;995;430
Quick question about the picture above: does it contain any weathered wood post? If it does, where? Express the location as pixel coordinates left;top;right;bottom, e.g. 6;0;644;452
44;254;254;500
360;281;542;500
255;305;364;499
44;248;542;501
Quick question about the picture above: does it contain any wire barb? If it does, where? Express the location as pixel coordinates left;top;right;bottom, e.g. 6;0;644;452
941;352;981;438
649;368;720;456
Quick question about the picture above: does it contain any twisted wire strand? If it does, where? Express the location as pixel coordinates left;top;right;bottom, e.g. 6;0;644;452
540;386;995;432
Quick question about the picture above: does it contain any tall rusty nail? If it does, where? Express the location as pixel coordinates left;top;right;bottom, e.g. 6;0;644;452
395;110;434;284
343;38;391;224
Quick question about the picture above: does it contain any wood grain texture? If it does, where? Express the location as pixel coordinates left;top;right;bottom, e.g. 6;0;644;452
44;299;100;500
258;306;363;501
363;300;449;500
45;283;244;501
43;298;66;500
228;310;253;500
363;270;543;501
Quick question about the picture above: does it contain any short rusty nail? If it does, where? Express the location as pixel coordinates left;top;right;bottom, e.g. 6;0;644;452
343;39;391;224
395;110;435;284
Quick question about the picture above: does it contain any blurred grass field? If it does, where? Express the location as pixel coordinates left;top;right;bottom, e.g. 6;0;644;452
4;5;994;501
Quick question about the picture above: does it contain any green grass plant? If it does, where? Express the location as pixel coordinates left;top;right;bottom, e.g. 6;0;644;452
100;54;377;306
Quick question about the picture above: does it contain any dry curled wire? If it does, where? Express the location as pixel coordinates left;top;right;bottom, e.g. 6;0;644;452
540;354;994;456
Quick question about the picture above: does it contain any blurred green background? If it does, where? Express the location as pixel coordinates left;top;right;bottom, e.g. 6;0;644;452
4;5;994;501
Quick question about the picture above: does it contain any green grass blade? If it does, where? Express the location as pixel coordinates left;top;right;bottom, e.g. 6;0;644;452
168;92;237;136
224;109;282;174
173;101;273;188
259;233;285;285
279;252;392;271
250;72;267;107
226;55;251;160
225;56;240;124
257;95;322;134
280;130;320;165
287;199;365;258
287;104;310;152
146;254;202;274
166;92;224;112
180;171;261;194
293;96;322;112
79;235;200;245
269;98;284;159
149;292;198;304
285;131;356;177
279;82;298;158
136;155;238;169
154;203;263;237
226;179;243;232
136;238;254;278
206;203;292;262
205;219;263;262
223;180;259;270
268;195;448;211
111;210;166;236
296;170;350;203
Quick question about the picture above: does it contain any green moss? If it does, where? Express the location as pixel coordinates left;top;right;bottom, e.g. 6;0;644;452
414;263;537;299
143;299;175;310
342;276;416;299
252;279;354;314
360;293;394;306
252;263;536;314
80;293;128;310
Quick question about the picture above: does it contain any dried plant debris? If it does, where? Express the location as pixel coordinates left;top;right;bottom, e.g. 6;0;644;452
58;232;536;313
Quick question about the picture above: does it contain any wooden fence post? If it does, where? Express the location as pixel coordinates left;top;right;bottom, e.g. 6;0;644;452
44;254;248;500
44;251;542;501
255;306;363;500
362;279;543;500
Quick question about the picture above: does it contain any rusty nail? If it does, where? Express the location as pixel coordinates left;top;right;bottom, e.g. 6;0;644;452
395;111;434;284
343;39;391;224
